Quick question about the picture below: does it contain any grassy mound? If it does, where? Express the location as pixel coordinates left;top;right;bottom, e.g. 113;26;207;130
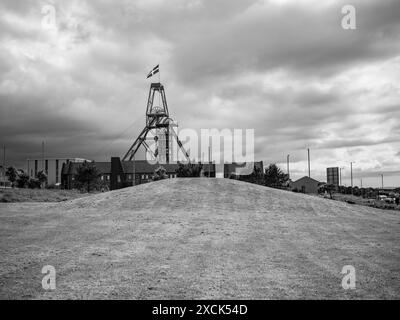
0;178;399;299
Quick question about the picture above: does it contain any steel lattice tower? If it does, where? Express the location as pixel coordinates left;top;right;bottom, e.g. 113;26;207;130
122;82;190;163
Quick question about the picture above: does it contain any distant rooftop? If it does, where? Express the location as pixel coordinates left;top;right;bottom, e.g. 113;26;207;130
27;158;91;162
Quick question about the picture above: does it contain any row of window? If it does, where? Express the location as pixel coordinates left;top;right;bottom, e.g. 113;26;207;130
98;174;178;181
138;174;178;180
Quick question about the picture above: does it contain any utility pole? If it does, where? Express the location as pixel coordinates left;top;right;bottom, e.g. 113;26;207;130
350;162;354;188
360;178;363;188
339;167;344;186
307;148;310;178
42;141;45;171
2;145;5;189
381;174;384;189
208;146;211;178
287;154;290;180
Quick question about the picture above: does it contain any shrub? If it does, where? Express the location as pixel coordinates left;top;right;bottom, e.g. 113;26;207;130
5;167;18;187
0;193;13;203
152;166;167;181
16;172;30;188
28;178;41;189
37;170;47;187
176;163;203;177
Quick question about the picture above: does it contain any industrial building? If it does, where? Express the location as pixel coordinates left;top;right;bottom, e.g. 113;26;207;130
61;159;263;190
27;158;88;186
61;160;188;190
290;176;320;194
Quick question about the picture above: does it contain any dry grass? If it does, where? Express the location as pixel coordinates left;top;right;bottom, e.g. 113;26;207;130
0;178;399;299
0;188;89;203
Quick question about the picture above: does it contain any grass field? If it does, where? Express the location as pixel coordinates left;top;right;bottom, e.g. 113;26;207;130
0;188;89;203
0;178;399;299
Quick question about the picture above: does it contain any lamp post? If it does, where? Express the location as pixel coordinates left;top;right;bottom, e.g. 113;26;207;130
2;145;5;189
208;146;211;178
350;162;356;195
287;154;290;180
350;162;355;188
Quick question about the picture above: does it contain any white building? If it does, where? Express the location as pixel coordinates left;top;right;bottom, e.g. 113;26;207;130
27;158;88;186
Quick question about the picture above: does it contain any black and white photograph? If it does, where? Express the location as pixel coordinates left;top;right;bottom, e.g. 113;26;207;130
0;0;399;306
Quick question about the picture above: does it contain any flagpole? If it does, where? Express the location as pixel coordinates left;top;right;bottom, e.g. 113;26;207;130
158;64;161;107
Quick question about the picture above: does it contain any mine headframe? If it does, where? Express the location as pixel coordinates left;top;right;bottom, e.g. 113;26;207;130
146;83;169;127
122;82;190;163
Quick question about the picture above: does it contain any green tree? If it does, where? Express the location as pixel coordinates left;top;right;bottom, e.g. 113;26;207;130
37;170;47;188
5;166;18;187
28;178;41;189
16;171;30;188
152;166;168;181
236;165;264;185
319;183;335;199
325;184;336;199
75;162;101;193
264;164;288;189
176;163;203;177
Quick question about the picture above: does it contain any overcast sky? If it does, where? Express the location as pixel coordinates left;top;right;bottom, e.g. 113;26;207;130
0;0;399;187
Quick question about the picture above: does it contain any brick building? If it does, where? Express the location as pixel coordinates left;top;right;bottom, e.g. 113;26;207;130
290;176;320;194
61;159;263;190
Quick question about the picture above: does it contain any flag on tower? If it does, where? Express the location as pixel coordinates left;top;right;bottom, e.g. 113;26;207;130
146;65;159;78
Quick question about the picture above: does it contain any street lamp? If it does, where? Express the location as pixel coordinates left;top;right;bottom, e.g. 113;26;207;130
350;162;355;188
2;145;5;189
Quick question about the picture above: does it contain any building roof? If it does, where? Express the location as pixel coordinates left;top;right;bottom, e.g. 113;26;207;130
27;157;90;161
122;161;180;174
62;161;217;175
61;160;265;176
292;176;320;184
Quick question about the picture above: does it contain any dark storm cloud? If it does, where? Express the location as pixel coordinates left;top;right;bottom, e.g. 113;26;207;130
171;0;400;84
